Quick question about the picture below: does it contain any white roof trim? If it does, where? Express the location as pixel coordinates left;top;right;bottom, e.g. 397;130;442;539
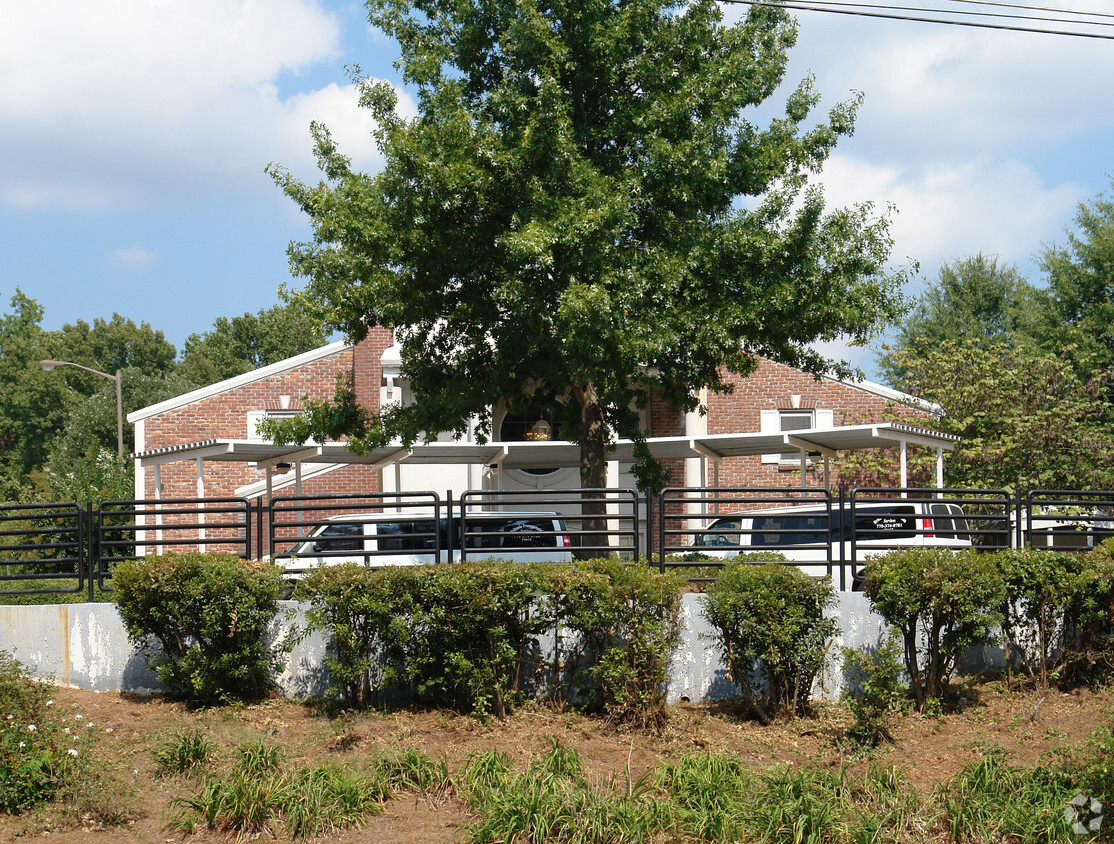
823;373;944;417
127;339;353;423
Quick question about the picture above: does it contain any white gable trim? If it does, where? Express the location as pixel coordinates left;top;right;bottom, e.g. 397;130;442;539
127;340;353;423
824;374;944;417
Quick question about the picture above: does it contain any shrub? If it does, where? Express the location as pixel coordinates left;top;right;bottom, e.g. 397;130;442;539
863;547;1006;711
999;548;1085;687
700;564;837;724
841;633;908;746
403;562;553;718
294;562;552;717
551;559;685;730
291;564;406;709
112;552;285;706
0;651;94;813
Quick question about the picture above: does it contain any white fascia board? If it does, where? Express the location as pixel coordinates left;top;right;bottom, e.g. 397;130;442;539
824;374;945;418
127;340;353;423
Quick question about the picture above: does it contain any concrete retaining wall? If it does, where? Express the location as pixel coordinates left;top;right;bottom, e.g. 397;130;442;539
1;594;980;703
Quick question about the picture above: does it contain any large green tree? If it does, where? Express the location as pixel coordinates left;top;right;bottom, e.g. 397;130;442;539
178;302;331;386
881;339;1114;493
270;0;907;489
877;253;1042;384
1037;180;1114;385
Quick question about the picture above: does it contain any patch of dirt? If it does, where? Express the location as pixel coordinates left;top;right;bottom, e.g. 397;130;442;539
1;678;1109;843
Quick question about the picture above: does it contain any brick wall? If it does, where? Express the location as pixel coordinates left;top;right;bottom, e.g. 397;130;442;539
704;358;929;489
138;329;393;501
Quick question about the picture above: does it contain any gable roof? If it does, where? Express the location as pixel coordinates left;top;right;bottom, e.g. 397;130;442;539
127;339;940;425
126;339;352;423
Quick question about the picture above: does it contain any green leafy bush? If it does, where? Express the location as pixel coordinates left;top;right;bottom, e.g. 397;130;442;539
841;633;908;746
113;552;285;706
293;560;683;727
863;547;1005;711
290;564;406;709
700;564;837;724
295;562;552;717
553;559;685;730
0;651;94;813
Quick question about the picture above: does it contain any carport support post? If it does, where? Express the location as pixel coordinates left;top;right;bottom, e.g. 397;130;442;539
899;439;908;496
936;447;944;491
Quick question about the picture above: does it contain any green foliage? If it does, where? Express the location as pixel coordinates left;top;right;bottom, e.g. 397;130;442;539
294;562;551;717
170;760;388;840
1037;178;1114;389
0;651;96;814
863;548;1006;711
153;728;218;777
940;753;1079;843
112;552;285;706
878;252;1043;384
293;560;683;728
553;559;685;730
882;339;1114;493
997;545;1114;688
178;301;330;386
461;741;670;844
268;0;907;489
841;633;909;746
700;564;837;724
289;563;404;710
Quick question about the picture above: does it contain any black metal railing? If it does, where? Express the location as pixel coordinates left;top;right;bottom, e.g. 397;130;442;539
3;486;1114;598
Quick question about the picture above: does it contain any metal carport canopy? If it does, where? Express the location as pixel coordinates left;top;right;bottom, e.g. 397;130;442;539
133;422;958;483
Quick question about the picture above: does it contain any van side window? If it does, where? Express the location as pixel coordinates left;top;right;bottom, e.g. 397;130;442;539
853;505;916;539
699;519;742;547
463;518;556;549
377;519;441;551
751;515;830;546
311;523;364;553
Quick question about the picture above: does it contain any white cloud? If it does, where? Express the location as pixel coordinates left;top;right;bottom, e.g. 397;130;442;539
0;1;413;212
110;245;158;270
819;155;1082;275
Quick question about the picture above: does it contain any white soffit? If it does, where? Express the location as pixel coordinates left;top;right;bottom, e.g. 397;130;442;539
131;423;958;471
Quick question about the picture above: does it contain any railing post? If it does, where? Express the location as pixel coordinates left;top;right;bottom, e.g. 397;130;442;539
86;502;95;603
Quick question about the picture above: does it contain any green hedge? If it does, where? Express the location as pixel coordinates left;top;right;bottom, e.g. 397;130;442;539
112;552;285;706
291;559;684;727
700;564;837;724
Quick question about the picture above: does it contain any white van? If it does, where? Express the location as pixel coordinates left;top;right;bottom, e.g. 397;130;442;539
690;500;974;581
276;510;573;578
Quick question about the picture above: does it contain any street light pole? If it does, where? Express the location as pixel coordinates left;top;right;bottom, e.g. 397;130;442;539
40;359;124;462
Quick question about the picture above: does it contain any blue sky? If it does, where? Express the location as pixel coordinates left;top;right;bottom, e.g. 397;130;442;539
3;0;1112;382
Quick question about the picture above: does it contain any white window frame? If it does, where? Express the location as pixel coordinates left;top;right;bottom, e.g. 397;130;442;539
760;407;834;465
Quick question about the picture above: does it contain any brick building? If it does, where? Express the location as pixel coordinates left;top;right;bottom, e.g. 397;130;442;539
128;331;945;502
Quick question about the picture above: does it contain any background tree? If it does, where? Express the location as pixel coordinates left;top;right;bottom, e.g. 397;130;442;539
178;302;331;385
876;253;1042;385
1036;179;1114;387
883;339;1114;492
268;0;907;491
0;291;70;499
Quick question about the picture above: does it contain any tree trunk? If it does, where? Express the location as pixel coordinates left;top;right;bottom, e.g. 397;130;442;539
574;384;608;560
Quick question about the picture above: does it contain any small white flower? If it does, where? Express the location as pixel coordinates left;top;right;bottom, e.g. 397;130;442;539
74;714;83;720
18;742;25;749
67;748;78;757
45;700;53;706
64;727;71;734
26;724;36;732
104;728;113;734
5;714;12;720
86;722;94;728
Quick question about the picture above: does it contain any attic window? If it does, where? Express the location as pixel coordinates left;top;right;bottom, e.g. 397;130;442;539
247;408;301;442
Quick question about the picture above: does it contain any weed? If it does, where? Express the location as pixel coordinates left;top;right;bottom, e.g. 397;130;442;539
0;651;99;814
236;738;284;776
153;728;217;777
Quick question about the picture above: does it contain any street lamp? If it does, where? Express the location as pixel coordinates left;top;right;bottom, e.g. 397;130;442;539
40;359;124;461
